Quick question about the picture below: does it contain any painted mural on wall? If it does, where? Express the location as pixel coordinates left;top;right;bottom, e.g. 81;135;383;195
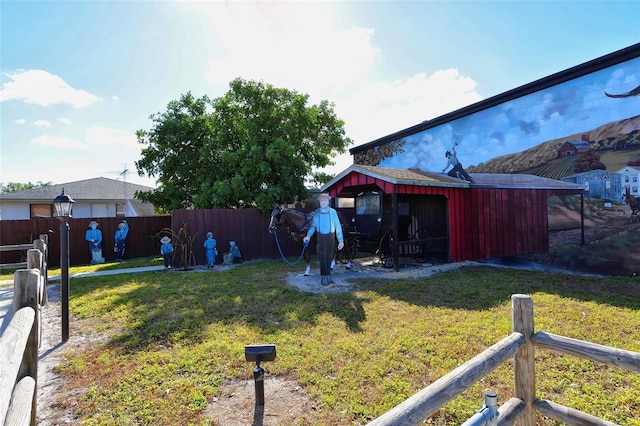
353;53;640;276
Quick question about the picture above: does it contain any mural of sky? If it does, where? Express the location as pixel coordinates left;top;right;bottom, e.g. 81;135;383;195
379;56;640;172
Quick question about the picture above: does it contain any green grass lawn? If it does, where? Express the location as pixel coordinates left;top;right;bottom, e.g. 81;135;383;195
48;261;640;425
0;256;162;284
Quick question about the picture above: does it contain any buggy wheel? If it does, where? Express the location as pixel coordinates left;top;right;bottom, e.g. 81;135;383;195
337;234;360;264
376;232;394;268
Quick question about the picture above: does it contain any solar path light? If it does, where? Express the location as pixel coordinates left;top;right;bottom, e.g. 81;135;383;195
244;344;276;406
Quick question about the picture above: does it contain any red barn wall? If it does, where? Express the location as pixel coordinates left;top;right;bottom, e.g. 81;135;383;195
329;173;553;262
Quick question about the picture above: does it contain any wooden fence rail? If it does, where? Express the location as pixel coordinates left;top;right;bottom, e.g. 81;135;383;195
0;240;47;426
367;294;640;426
0;235;48;273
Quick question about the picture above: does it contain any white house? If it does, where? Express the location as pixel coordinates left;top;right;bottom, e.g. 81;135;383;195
0;177;158;220
615;166;640;199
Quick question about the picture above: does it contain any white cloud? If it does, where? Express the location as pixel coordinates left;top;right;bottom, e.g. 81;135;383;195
58;118;73;124
34;119;52;127
32;134;89;150
14;119;25;124
0;69;101;108
85;126;137;148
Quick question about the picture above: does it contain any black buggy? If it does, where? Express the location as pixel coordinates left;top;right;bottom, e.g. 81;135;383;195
336;190;449;268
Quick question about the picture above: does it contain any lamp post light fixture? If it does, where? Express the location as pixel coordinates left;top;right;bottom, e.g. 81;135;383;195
53;188;74;342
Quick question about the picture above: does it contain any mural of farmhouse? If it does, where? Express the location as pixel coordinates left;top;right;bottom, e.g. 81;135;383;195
348;44;640;275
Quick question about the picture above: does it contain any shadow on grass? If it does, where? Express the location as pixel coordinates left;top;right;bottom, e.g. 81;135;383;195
351;265;640;312
68;262;640;352
70;262;368;351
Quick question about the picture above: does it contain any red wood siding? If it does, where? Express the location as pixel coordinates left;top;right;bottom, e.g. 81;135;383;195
329;172;564;262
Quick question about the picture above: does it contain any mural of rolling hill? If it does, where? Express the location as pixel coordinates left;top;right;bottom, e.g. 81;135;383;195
469;114;640;179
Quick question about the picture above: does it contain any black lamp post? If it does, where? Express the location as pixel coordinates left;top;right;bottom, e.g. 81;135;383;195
53;188;74;342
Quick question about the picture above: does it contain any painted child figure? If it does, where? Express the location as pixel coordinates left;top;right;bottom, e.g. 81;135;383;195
85;220;105;264
229;239;242;263
203;232;217;268
160;236;174;269
114;220;129;261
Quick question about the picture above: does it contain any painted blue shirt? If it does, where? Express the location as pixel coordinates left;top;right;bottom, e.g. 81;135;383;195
85;229;102;244
306;207;344;243
203;238;217;251
160;242;174;255
114;222;129;241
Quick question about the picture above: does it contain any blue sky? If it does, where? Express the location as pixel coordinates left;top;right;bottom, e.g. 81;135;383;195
1;1;639;188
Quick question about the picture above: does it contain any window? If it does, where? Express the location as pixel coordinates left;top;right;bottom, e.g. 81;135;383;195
335;198;354;208
356;192;381;215
116;203;125;217
30;204;53;218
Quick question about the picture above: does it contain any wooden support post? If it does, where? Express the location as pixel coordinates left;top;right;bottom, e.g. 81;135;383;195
26;249;44;307
34;237;48;305
0;308;35;426
5;376;36;426
13;269;40;425
512;294;536;425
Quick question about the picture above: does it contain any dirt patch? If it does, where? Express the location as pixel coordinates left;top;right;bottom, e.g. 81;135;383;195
204;375;322;426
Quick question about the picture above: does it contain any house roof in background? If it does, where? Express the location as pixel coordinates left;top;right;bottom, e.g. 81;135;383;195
0;177;158;216
0;177;153;201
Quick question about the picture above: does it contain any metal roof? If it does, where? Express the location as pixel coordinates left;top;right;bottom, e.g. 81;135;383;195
322;165;584;192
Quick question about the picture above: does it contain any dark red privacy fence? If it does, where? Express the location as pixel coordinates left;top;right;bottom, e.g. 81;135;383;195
0;216;171;268
1;209;317;268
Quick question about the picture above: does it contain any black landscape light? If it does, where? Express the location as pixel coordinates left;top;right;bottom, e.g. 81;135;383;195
244;344;276;406
53;188;74;342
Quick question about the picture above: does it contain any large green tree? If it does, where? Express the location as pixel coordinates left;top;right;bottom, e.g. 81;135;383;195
135;78;352;213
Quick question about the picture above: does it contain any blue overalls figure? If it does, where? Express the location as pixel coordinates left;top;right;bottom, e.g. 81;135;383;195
204;232;217;268
114;220;129;261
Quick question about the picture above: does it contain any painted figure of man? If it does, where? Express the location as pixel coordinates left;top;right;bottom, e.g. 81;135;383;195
85;220;105;264
303;193;344;286
442;144;474;183
203;232;217;268
114;220;129;261
160;236;174;269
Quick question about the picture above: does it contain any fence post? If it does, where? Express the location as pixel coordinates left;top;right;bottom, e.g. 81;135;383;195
13;269;40;425
511;294;536;425
26;249;44;308
34;237;48;305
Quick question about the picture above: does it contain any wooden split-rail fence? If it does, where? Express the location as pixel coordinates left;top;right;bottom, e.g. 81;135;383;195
367;294;640;426
0;237;48;426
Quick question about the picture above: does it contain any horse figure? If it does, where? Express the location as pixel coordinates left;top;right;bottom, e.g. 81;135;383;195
623;189;640;222
268;205;351;276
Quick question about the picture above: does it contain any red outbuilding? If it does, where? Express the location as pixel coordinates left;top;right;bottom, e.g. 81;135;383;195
323;165;583;271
